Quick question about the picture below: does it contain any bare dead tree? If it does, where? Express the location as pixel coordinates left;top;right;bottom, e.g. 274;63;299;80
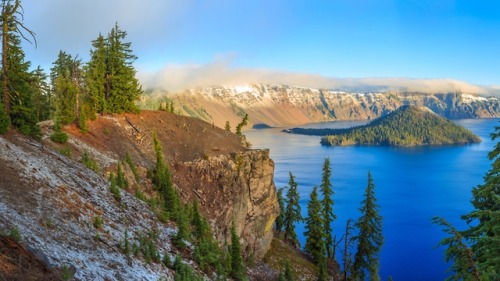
1;0;36;116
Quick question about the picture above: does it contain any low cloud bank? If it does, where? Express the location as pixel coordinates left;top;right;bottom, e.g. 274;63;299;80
138;58;500;96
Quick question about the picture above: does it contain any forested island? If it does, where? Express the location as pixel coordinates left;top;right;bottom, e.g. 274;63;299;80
284;106;481;146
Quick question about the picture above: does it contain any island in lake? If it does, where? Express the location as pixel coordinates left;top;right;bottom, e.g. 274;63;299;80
284;105;482;146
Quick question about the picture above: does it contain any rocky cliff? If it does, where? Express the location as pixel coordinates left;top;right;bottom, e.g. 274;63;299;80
0;110;279;279
179;149;277;259
142;84;500;129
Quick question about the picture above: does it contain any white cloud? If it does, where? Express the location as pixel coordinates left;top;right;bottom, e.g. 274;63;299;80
138;57;500;96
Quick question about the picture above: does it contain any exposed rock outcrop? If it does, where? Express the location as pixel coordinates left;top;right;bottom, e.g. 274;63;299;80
179;149;278;259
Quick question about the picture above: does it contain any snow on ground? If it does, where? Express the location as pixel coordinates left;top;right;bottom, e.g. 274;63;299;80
0;136;178;280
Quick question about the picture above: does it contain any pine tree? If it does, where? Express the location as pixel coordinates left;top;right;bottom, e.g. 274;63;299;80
104;23;142;113
352;172;383;281
320;157;335;259
230;224;245;280
51;51;87;127
30;66;50;122
3;33;40;137
275;187;286;234
152;132;180;217
304;186;326;265
283;172;302;248
86;33;107;115
235;113;248;136
1;0;35;119
435;124;500;280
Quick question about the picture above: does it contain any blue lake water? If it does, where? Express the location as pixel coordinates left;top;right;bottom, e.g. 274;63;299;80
245;118;499;281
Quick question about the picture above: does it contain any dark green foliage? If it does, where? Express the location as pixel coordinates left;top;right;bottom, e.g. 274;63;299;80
109;173;121;200
78;104;88;133
30;66;51;122
320;157;335;259
235;113;249;135
152;132;180;218
0;102;9;134
432;217;480;281
1;30;40;138
50;131;68;144
225;121;231;132
173;205;189;249
107;23;142;113
125;152;140;181
138;231;161;263
283;260;294;281
120;228;130;257
230;224;246;280
288;106;481;146
116;162;128;189
191;199;227;275
9;226;21;242
50;51;86;126
173;256;203;281
352;172;383;281
93;215;103;229
435;123;500;280
304;186;326;265
162;253;172;268
86;33;107;115
81;151;100;173
275;187;286;234
283;172;302;248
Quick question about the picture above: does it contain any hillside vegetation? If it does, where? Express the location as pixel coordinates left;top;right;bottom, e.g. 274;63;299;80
286;106;481;146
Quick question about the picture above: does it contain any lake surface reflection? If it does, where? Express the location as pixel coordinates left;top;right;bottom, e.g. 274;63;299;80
245;119;499;281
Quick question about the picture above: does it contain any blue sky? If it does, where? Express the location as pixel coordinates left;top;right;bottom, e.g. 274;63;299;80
20;1;500;92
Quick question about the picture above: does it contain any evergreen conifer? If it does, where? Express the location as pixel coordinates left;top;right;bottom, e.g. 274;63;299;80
230;224;245;280
304;186;326;264
320;157;335;259
352;172;383;281
283;172;302;248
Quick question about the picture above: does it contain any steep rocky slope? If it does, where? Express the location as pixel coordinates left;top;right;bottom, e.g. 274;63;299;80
141;84;500;129
0;110;279;279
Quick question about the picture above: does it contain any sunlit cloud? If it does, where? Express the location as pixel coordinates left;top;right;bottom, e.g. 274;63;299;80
138;57;500;96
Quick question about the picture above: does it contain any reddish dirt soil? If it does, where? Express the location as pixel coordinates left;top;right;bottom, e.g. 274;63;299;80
0;237;61;281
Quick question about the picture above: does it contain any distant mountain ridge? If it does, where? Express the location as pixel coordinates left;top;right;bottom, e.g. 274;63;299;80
140;84;500;129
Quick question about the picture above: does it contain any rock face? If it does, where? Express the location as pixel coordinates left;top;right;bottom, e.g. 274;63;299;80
0;110;280;278
179;149;278;259
144;85;500;128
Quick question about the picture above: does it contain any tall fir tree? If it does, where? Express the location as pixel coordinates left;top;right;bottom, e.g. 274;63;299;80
283;172;303;248
320;157;335;259
2;33;39;137
304;186;326;265
1;0;35;118
352;172;383;281
50;51;88;129
30;66;50;122
230;224;245;280
275;187;286;234
104;23;142;113
435;123;500;280
86;33;107;115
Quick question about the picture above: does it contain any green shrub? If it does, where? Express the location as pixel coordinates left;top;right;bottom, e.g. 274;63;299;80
81;151;99;173
93;215;103;229
9;226;21;242
50;131;69;144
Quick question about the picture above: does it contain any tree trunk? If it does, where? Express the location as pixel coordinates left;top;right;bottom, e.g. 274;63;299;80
2;10;9;116
1;0;20;117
